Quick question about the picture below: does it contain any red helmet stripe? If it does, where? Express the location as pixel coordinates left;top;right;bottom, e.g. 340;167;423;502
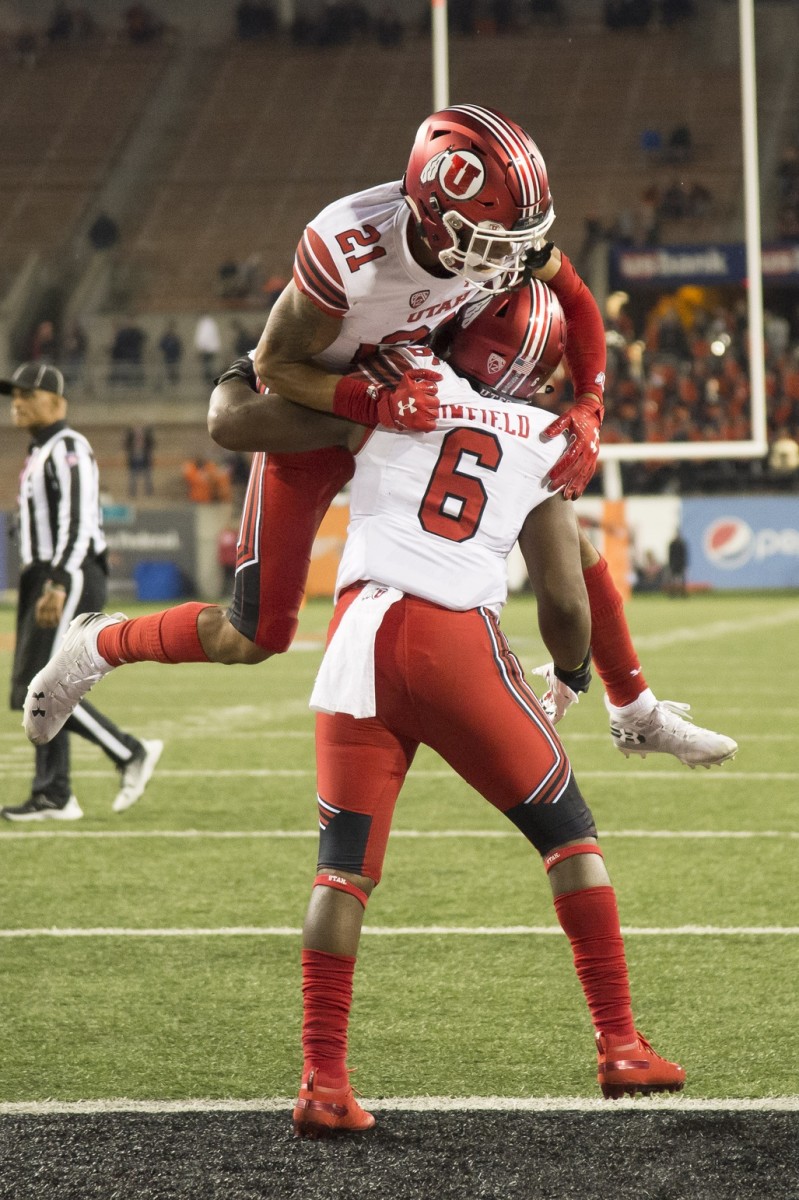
449;104;544;212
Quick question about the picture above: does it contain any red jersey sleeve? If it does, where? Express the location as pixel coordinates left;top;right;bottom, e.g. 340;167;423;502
547;253;606;406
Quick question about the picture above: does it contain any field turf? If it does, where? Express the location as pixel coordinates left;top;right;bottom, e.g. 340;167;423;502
1;591;797;1198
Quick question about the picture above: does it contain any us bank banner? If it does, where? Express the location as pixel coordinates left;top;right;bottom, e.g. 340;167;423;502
681;498;799;589
613;243;799;287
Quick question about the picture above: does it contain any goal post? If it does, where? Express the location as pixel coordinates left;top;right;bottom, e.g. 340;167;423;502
429;0;770;484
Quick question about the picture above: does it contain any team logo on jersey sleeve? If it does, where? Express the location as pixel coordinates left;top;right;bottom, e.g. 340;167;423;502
410;290;431;309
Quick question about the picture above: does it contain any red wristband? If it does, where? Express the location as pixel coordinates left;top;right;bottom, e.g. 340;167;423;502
332;376;380;426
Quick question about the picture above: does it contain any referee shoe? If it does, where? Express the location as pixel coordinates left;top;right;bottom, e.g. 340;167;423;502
1;793;83;822
23;612;125;745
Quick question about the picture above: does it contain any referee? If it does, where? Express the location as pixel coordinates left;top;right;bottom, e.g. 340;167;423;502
1;362;162;821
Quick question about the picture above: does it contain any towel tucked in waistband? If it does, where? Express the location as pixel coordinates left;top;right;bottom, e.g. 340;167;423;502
309;582;403;719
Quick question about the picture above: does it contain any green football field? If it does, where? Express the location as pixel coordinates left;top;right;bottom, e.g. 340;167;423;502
1;590;797;1105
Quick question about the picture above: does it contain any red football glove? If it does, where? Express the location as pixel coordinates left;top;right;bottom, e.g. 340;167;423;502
542;397;603;500
375;369;442;432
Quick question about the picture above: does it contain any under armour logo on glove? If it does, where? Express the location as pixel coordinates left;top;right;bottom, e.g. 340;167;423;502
29;691;46;718
375;369;442;432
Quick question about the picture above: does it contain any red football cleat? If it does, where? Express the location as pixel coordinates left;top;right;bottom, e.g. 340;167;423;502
596;1030;686;1099
292;1069;376;1138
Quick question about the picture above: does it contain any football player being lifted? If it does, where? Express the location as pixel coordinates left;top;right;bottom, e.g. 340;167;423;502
24;104;735;769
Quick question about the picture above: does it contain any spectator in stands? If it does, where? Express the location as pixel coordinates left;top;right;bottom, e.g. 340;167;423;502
231;321;259;358
61;320;88;386
636;184;661;245
124;426;155;498
605;0;652;30
659;0;696;28
182;458;231;504
47;4;74;41
375;5;403;46
318;1;371;45
634;549;665;594
450;0;477;35
29;320;57;362
108;319;146;386
194;315;222;384
158;322;183;384
768;428;799;487
529;0;567;23
664;123;692;164
124;3;165;43
225;451;251;508
263;272;289;309
235;1;277;39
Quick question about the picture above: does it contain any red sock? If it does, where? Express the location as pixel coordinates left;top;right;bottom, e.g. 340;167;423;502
583;557;647;707
97;603;213;665
301;948;356;1087
554;885;636;1042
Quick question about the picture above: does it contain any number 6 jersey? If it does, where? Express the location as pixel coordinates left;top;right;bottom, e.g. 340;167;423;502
336;348;567;613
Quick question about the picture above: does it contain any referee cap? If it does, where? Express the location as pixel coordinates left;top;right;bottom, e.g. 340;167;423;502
0;362;66;397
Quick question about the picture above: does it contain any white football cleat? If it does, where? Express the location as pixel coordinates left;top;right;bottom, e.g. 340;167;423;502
113;739;164;813
532;663;580;725
605;695;738;768
23;612;125;746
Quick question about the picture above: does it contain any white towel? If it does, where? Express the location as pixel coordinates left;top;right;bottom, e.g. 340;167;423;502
310;583;403;719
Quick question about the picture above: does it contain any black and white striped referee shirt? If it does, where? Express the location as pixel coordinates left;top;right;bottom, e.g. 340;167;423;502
17;419;107;588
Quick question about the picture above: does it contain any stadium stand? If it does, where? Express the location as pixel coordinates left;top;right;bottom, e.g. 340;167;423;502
0;39;173;284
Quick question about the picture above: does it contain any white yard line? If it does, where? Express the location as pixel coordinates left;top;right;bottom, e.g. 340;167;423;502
0;925;796;938
1;828;796;841
0;1095;796;1115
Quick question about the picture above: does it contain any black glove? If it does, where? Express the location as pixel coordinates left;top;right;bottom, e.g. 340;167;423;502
523;241;555;273
554;650;592;694
214;356;258;390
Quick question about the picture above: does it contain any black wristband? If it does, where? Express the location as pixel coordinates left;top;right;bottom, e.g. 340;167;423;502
214;356;257;390
524;241;555;272
554;650;592;694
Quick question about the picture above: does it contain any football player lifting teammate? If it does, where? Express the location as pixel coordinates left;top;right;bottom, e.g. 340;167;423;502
24;105;735;769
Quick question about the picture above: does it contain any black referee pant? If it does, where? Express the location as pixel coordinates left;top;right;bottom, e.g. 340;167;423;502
11;560;142;804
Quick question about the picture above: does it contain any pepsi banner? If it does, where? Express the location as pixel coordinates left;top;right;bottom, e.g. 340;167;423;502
681;498;799;589
612;242;799;287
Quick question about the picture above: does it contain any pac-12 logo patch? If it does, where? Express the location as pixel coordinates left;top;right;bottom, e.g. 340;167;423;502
409;290;430;309
487;352;506;375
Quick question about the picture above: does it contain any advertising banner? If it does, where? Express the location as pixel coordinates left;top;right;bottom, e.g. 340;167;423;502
681;498;799;589
612;242;799;288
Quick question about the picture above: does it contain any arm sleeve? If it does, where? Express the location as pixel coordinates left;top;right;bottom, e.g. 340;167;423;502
547;253;606;408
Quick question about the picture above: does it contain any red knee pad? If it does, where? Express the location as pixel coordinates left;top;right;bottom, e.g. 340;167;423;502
543;842;604;874
313;873;370;909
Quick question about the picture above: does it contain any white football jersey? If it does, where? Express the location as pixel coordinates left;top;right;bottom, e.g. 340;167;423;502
336;348;566;612
293;181;478;371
